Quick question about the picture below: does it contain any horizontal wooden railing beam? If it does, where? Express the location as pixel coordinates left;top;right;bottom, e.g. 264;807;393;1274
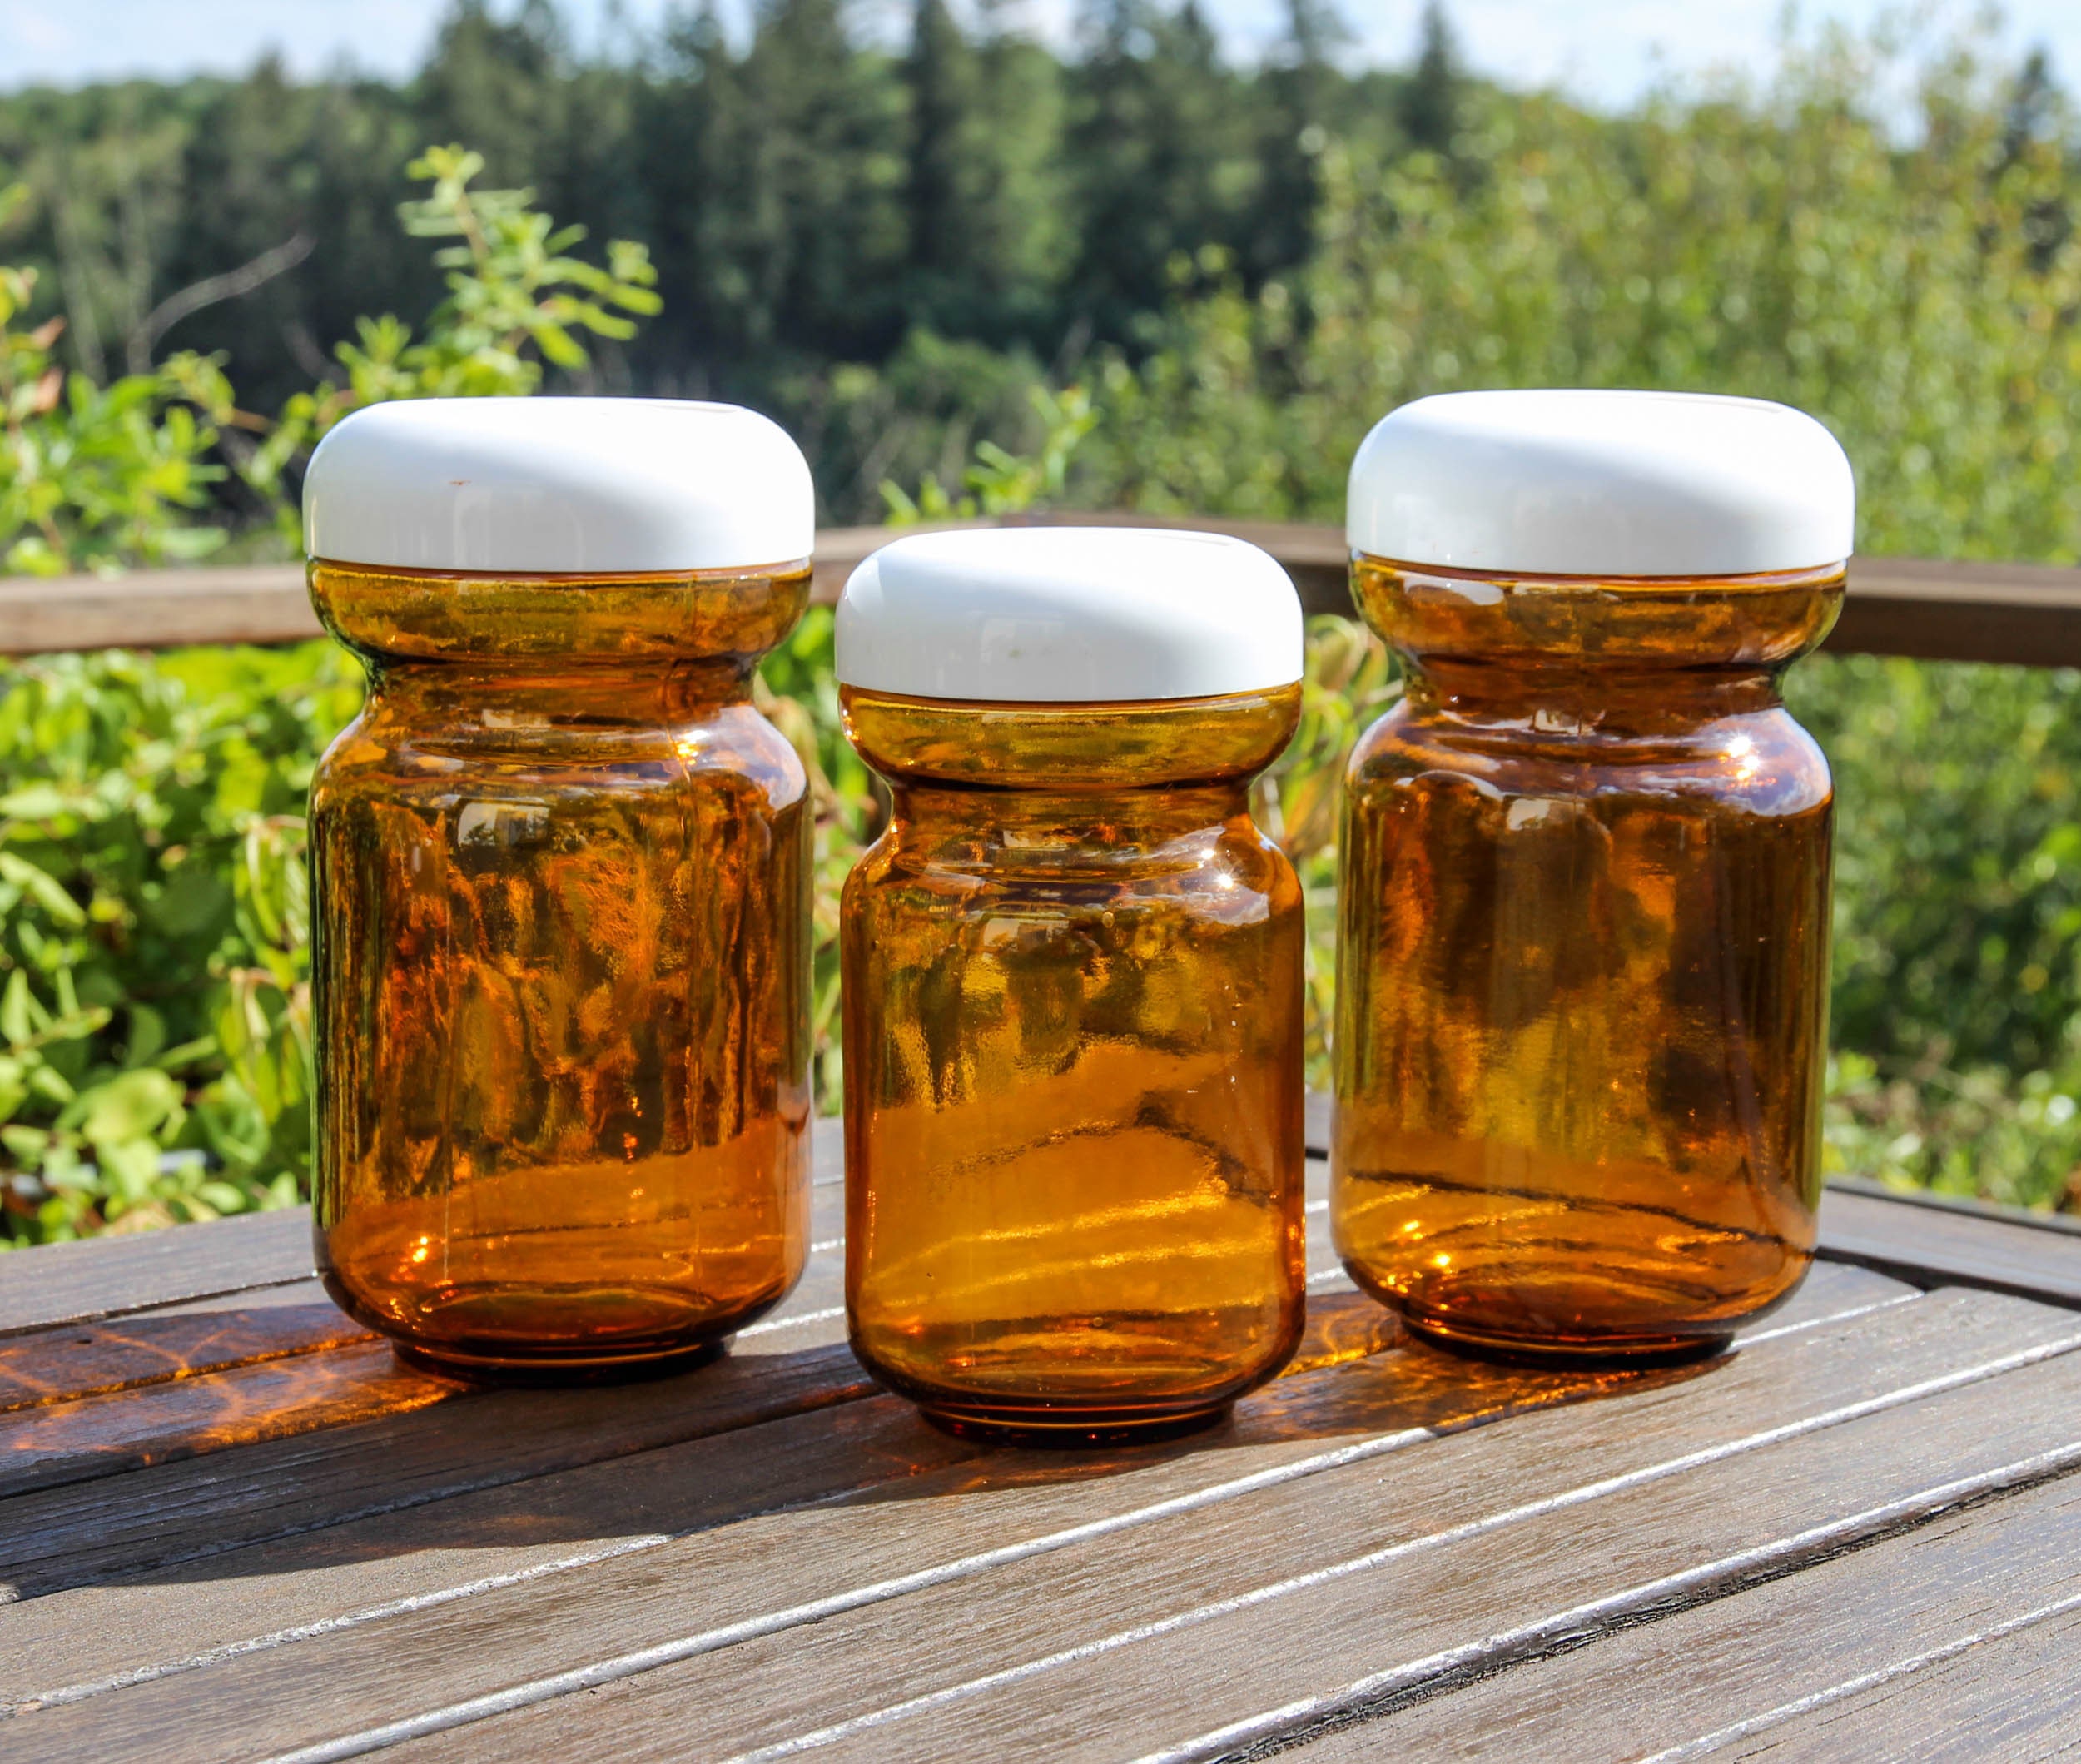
4;517;2080;668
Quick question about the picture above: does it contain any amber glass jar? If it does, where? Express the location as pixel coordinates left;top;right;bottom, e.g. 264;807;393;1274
1334;390;1856;1363
837;529;1308;1442
303;397;816;1380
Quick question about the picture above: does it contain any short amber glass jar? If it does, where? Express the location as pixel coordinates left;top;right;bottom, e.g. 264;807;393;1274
304;397;817;1380
1334;391;1856;1363
837;529;1308;1442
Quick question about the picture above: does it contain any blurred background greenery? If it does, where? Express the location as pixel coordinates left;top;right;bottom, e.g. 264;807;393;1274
3;2;2080;1242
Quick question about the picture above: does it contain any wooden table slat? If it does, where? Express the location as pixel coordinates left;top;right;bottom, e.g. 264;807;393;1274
0;1301;374;1417
0;1267;1954;1760
288;1286;2081;1764
1819;1185;2081;1309
785;1327;2081;1764
2;1098;2075;1762
0;1205;315;1340
1289;1457;2081;1760
0;1289;1392;1729
0;1165;1895;1513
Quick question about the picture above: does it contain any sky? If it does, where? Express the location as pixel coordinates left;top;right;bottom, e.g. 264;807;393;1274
1;0;2079;112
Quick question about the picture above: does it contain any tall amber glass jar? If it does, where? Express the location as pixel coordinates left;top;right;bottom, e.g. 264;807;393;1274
838;529;1308;1442
304;398;816;1381
1334;390;1856;1363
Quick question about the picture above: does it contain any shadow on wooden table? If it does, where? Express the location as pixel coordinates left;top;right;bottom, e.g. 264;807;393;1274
1;1289;1709;1611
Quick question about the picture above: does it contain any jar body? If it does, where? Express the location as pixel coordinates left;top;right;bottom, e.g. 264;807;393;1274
842;689;1307;1441
1334;559;1840;1361
310;563;812;1379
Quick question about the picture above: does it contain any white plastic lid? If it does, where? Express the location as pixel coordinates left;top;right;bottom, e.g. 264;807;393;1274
1348;390;1855;577
302;396;815;574
836;528;1304;703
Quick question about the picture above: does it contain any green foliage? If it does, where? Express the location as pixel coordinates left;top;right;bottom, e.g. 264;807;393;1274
5;12;2081;1235
230;146;661;538
1082;43;2081;540
2;150;662;564
0;186;231;576
0;146;662;1245
1791;655;2081;1210
0;0;1392;519
0;643;358;1240
1257;619;1400;1081
754;606;879;1116
1067;26;2081;1212
881;384;1096;523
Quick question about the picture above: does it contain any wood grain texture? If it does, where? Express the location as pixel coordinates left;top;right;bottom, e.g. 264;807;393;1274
1703;1589;2081;1762
1283;1465;2081;1762
0;1173;850;1503
0;1290;1405;1732
0;565;317;654
773;1305;2081;1764
1;1270;1928;1764
0;1159;1889;1573
0;1303;373;1414
325;1281;2048;1764
0;1340;1663;1762
0;1206;314;1339
0;1335;874;1605
0;1339;459;1502
1820;1185;2081;1308
1828;553;2081;669
9;531;2081;668
0;1287;1403;1747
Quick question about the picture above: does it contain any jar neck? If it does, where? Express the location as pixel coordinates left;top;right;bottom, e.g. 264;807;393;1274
310;559;811;677
1353;557;1844;734
842;685;1301;797
360;658;758;729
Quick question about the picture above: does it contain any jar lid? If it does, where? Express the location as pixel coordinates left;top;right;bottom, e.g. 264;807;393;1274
836;528;1303;703
1347;390;1855;577
302;396;816;574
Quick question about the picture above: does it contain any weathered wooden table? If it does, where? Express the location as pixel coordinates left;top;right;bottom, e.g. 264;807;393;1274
7;1111;2081;1762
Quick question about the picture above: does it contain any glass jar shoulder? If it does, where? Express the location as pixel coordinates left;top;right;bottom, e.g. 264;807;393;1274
842;684;1300;792
311;693;807;827
1348;698;1832;821
847;808;1300;922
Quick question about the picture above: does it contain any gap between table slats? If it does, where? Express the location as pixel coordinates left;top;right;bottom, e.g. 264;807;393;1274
1;1263;1927;1762
0;1182;1388;1616
738;1320;2081;1764
1277;1465;2081;1762
0;1181;850;1502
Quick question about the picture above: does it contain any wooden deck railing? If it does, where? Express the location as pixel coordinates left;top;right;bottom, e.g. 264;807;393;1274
5;514;2081;666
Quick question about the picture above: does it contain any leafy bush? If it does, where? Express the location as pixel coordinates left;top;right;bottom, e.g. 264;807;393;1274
224;146;662;545
0;643;356;1237
0;186;232;577
0;150;663;1243
1071;27;2081;1211
7;20;2081;1238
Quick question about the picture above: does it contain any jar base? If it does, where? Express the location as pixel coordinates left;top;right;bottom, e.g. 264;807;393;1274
1393;1308;1733;1372
392;1335;728;1387
916;1401;1231;1449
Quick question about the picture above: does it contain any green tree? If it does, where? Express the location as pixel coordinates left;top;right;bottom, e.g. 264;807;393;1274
903;0;982;296
729;0;908;360
1249;0;1350;281
1399;1;1463;156
1065;0;1249;334
0;149;665;1244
